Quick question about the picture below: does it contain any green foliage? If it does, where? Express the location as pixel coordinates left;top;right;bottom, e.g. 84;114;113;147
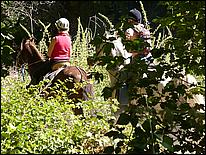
1;76;117;154
71;17;112;102
1;15;17;76
153;1;205;76
1;16;119;154
1;1;55;77
1;1;205;154
89;1;205;154
37;20;51;58
71;17;94;69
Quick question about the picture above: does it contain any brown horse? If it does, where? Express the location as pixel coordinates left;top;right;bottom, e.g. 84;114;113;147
16;37;94;115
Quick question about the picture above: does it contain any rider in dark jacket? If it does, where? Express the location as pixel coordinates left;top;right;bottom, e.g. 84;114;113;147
125;8;154;65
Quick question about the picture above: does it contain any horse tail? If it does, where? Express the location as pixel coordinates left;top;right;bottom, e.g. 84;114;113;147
74;66;94;101
82;82;94;101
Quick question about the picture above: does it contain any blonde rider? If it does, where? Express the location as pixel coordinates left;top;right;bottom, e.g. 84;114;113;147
48;18;72;71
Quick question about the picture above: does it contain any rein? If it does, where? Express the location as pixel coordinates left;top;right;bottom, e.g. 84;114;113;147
75;66;85;82
28;60;44;67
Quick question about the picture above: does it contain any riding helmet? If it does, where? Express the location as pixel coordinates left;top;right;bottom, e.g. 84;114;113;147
129;8;142;23
55;18;70;31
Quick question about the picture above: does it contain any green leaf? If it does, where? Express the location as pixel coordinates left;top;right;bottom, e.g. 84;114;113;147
90;35;102;46
179;102;190;111
138;96;146;106
176;13;181;17
8;123;17;133
115;146;121;154
142;119;150;132
1;132;10;138
130;114;139;127
105;130;119;137
104;146;114;154
116;113;130;125
163;109;174;123
176;85;186;95
103;43;114;56
146;87;153;96
165;100;177;110
102;87;113;100
162;135;174;152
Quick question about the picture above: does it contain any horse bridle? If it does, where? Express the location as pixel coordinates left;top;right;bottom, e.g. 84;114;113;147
16;38;44;68
17;51;43;69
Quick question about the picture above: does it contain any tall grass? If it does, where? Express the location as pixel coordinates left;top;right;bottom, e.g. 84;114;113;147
71;17;112;101
1;75;117;154
1;18;121;154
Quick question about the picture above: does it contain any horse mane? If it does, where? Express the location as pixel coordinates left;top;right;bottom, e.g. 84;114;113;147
30;42;45;60
21;39;32;55
22;37;45;61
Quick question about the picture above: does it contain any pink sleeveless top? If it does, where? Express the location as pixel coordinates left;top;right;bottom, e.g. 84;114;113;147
51;32;72;60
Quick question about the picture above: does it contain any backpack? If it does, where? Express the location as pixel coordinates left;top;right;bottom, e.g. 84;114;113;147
133;23;151;44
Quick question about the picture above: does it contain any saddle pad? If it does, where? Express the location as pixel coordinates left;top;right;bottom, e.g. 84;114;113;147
43;67;65;81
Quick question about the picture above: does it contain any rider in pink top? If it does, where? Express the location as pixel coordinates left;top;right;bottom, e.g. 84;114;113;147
48;18;72;71
50;32;71;60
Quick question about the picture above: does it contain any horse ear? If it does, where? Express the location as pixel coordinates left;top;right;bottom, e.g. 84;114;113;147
20;39;25;51
30;37;34;42
30;36;36;45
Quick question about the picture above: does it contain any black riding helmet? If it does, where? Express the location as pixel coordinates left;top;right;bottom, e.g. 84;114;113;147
128;8;142;23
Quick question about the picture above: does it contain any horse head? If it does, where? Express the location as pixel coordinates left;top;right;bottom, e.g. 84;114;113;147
16;37;44;67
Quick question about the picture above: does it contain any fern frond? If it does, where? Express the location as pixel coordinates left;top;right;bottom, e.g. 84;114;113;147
20;23;31;38
98;13;114;29
139;1;150;30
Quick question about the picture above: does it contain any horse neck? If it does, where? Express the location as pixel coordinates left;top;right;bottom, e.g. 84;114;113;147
27;44;44;65
25;44;46;79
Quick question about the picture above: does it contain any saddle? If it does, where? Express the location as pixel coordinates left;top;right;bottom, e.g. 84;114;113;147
43;67;65;82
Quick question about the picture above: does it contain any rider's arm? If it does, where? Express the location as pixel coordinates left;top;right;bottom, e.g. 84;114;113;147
47;37;56;58
69;36;72;57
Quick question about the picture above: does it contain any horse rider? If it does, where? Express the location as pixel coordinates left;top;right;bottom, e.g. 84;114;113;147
48;18;72;71
116;8;155;110
125;8;154;66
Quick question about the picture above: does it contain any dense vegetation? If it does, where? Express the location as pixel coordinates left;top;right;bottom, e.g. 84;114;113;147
1;1;205;154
